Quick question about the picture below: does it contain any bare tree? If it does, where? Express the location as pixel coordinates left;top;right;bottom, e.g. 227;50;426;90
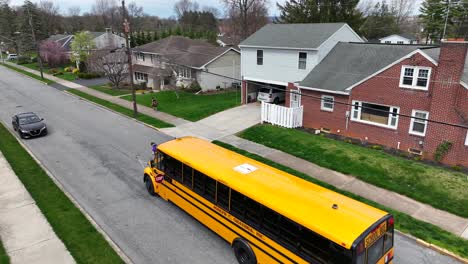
38;0;60;36
389;0;416;27
174;0;199;19
68;6;81;16
128;1;144;32
223;0;268;39
88;49;128;88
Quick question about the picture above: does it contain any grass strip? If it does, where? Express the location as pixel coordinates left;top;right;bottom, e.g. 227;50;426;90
0;123;123;264
0;63;54;85
0;238;9;264
122;90;241;121
239;124;468;218
22;63;77;81
213;140;468;259
88;85;132;96
68;89;174;128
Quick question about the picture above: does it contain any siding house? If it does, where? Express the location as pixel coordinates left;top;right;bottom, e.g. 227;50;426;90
239;23;363;103
379;34;417;44
132;36;240;91
285;41;468;166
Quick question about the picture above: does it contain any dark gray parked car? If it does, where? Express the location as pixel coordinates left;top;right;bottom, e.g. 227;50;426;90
12;112;47;139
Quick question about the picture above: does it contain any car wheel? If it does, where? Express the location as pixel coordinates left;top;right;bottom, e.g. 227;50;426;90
273;97;280;104
233;239;256;264
144;175;156;196
18;131;24;139
12;124;17;131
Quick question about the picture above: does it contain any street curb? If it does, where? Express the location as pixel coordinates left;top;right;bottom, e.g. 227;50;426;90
0;63;53;85
63;89;171;133
0;120;134;264
395;230;468;264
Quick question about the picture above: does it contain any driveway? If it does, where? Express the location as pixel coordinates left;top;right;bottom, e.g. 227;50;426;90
73;77;109;87
161;103;261;140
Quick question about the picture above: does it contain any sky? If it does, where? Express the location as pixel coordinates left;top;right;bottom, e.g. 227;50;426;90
8;0;421;18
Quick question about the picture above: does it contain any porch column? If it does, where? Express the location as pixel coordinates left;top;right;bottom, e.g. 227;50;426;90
241;80;248;104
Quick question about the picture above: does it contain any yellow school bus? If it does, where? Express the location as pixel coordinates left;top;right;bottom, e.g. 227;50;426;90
144;137;394;264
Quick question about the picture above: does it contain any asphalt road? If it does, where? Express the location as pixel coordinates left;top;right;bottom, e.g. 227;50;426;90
0;66;462;264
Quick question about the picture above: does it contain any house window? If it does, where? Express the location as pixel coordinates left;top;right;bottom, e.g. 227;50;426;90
134;72;148;82
351;101;399;129
400;66;431;90
257;50;263;65
298;52;307;70
385;41;391;44
321;95;334;111
397;41;404;44
179;67;191;78
465;131;468;146
136;52;145;61
409;110;429;136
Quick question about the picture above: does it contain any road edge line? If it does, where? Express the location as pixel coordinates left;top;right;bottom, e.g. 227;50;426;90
0;120;134;264
395;230;468;264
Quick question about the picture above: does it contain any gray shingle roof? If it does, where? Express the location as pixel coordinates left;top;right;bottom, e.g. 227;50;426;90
134;36;231;68
239;23;347;49
299;43;437;92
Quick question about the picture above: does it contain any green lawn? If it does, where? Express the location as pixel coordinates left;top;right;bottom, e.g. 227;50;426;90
122;90;241;121
0;63;54;85
0;238;8;264
213;141;468;259
68;89;174;128
89;85;132;96
239;124;468;218
22;63;77;81
0;123;123;264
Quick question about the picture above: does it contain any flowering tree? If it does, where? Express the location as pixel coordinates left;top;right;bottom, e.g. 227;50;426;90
39;41;68;67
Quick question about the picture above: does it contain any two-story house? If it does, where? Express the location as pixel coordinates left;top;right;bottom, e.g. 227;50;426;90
132;36;240;91
239;23;363;103
284;41;468;166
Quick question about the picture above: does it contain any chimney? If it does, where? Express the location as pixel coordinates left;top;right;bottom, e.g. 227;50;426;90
437;40;468;82
105;28;111;33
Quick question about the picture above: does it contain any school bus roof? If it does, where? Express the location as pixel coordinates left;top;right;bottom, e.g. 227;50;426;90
158;137;388;249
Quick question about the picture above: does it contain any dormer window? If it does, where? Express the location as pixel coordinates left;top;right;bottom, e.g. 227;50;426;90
400;66;431;90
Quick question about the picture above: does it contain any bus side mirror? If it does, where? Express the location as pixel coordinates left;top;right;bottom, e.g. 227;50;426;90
150;160;155;168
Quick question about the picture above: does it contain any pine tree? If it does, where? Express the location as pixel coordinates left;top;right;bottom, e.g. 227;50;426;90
420;0;447;43
16;0;45;54
361;1;399;40
277;0;363;32
153;31;159;41
145;31;152;43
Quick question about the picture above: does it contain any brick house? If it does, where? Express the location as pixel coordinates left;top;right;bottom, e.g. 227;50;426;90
281;41;468;166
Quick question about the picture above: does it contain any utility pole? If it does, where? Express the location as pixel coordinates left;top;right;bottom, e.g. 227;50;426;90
442;0;451;41
122;0;138;117
0;42;4;63
27;7;44;80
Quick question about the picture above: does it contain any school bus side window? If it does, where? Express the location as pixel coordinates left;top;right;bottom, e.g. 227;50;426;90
156;152;165;171
182;164;193;189
216;182;229;210
164;155;182;182
193;170;216;202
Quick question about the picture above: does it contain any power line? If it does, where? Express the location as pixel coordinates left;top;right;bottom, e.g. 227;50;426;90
132;46;468;130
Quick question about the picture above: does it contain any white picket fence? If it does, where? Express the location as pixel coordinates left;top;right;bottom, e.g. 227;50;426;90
261;101;303;128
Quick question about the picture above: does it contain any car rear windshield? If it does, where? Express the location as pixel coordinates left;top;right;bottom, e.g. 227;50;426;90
19;115;41;125
259;88;271;93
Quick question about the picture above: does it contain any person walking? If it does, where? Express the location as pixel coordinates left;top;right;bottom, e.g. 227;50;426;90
151;97;158;111
151;142;157;157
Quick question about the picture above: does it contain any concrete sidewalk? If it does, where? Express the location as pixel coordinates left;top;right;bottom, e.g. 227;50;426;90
219;135;468;239
0;152;75;264
4;62;468;240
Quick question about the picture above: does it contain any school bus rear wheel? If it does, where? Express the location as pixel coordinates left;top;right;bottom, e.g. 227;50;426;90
233;238;256;264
